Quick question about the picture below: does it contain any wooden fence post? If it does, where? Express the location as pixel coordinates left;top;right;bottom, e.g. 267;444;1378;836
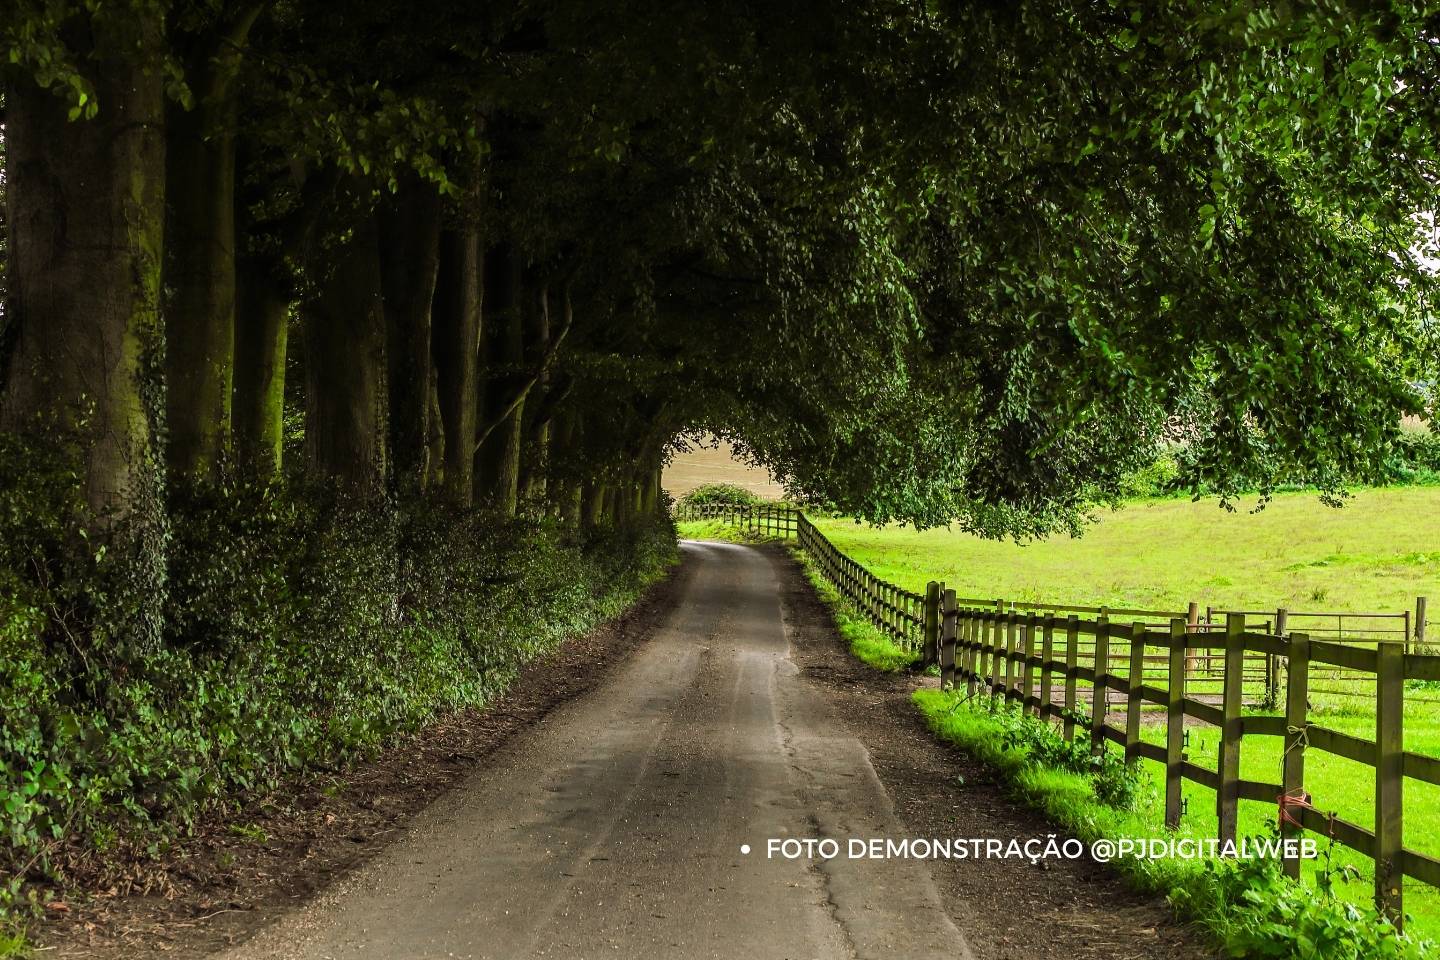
1125;622;1146;766
1417;596;1429;652
1039;616;1056;721
1063;615;1080;741
979;616;990;699
940;589;957;690
1282;631;1310;878
1270;607;1289;709
991;613;1006;706
1218;612;1245;847
1022;614;1038;715
1090;616;1110;754
1004;613;1019;706
889;584;899;640
1165;618;1186;829
965;613;979;697
1376;639;1404;922
1185;601;1200;677
923;581;941;667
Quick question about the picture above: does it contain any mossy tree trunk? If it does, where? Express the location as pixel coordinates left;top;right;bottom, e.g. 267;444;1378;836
639;466;661;515
162;8;262;482
425;373;445;490
232;252;291;473
2;21;168;524
583;478;607;527
549;409;583;524
517;277;552;502
165;102;236;479
433;227;483;506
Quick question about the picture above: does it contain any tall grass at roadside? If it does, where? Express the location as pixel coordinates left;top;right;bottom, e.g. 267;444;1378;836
790;547;920;672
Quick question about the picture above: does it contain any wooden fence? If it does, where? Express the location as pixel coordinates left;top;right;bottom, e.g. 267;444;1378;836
673;502;799;538
780;513;1438;929
794;514;930;654
935;598;1440;926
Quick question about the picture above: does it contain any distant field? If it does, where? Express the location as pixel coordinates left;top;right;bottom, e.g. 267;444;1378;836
810;488;1440;623
662;438;786;501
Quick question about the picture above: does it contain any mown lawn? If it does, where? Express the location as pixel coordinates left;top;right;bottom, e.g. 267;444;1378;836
808;487;1440;937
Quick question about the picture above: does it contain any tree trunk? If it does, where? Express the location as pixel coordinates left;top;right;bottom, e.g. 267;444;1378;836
433;227;483;506
518;278;550;501
379;176;442;494
485;408;525;515
552;410;582;525
302;214;388;494
164;97;237;480
425;375;445;490
162;9;264;481
233;253;290;474
639;467;660;515
2;22;168;524
583;479;607;527
476;244;524;514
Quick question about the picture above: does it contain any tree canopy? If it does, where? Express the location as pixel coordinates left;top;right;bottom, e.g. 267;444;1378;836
2;0;1436;538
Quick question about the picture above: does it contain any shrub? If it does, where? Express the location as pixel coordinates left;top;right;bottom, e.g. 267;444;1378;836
677;483;764;509
970;699;1143;810
1115;448;1185;500
1384;424;1440;486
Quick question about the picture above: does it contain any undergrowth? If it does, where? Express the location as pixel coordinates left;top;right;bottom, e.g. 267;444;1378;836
0;437;677;930
914;690;1435;959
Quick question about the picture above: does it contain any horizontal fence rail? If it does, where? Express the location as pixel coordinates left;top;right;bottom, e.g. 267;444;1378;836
682;506;1436;930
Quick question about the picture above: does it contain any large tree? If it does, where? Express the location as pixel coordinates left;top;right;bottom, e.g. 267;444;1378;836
2;5;170;520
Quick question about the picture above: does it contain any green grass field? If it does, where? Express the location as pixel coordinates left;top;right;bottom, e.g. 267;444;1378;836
802;487;1440;938
809;487;1440;620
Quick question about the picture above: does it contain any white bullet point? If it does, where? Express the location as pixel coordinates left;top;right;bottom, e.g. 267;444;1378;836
740;844;751;855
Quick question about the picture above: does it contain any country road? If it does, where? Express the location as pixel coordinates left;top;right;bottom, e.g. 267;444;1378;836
213;541;1206;960
220;541;969;960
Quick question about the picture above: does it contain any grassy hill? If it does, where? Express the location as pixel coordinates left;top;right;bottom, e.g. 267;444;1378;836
809;487;1440;625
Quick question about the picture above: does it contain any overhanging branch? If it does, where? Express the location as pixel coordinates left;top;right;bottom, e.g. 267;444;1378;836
472;286;574;455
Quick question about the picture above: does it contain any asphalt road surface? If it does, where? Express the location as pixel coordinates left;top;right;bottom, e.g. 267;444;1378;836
220;541;973;960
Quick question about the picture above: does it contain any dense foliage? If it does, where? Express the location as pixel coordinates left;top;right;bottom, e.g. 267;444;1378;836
0;439;675;915
4;1;1438;540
